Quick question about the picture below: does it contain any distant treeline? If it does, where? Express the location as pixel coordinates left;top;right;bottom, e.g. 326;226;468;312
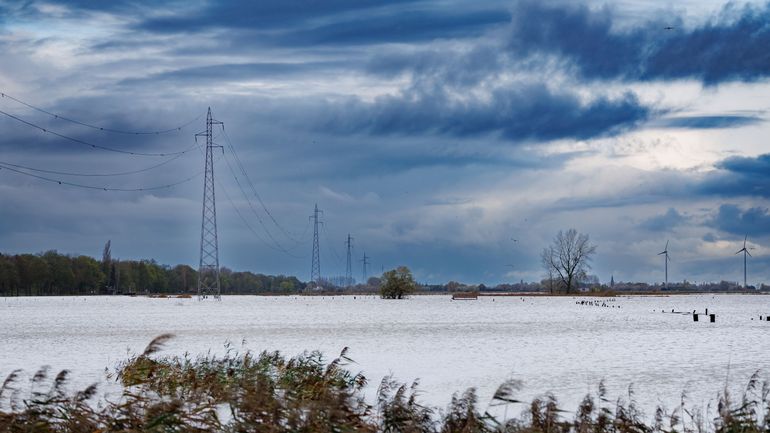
422;279;770;294
2;250;767;297
0;250;304;296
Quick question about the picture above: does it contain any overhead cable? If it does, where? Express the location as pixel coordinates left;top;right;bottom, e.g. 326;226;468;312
220;147;303;258
0;91;204;135
0;153;185;177
221;127;305;244
217;178;305;259
0;162;202;191
0;109;198;157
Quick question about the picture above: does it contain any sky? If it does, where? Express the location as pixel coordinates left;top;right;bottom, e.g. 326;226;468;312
1;0;770;286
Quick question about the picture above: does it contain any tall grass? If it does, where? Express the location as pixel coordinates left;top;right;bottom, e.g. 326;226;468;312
0;336;767;433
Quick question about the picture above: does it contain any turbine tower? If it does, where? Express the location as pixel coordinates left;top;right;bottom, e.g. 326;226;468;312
310;204;323;284
657;240;670;288
196;108;223;300
735;234;754;288
345;234;354;287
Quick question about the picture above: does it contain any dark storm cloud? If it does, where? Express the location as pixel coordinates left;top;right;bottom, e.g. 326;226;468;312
717;153;770;174
639;208;688;231
364;44;504;88
138;1;510;46
139;1;422;31
697;153;770;198
274;9;511;46
118;61;350;86
659;115;764;129
507;2;645;80
507;1;770;85
553;152;770;214
310;85;649;141
710;204;770;236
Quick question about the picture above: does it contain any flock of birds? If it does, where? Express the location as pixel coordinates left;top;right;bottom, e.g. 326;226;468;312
575;298;620;309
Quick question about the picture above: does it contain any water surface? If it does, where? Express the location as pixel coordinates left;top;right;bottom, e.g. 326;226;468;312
1;294;768;416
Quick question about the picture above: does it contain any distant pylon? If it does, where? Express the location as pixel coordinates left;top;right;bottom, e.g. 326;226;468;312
361;252;370;283
345;234;354;287
310;204;323;284
196;108;223;300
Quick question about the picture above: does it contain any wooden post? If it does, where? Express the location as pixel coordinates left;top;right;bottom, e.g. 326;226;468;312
710;314;715;323
693;313;698;322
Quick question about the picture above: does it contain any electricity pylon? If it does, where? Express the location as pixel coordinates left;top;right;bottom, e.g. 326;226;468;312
345;234;354;287
196;108;223;300
361;252;370;283
310;204;323;284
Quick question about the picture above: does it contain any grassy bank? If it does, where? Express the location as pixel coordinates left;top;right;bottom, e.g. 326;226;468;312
1;336;767;432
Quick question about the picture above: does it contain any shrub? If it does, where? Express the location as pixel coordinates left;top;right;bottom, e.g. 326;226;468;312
380;266;417;299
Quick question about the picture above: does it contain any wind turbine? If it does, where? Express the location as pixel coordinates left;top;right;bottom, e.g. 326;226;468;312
658;240;670;288
735;235;754;288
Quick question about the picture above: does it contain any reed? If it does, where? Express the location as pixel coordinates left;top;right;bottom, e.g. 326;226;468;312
0;336;767;433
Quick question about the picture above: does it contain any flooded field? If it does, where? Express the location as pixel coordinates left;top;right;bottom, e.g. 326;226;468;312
1;294;768;416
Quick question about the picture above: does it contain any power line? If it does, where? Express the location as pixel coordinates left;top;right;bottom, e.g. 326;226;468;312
0;153;185;177
0;161;202;191
220;127;304;244
321;223;344;266
192;131;305;258
0;91;204;135
218;177;306;258
0;108;198;157
219;143;303;258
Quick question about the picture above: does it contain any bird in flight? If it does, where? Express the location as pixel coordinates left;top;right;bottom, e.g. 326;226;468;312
664;26;674;30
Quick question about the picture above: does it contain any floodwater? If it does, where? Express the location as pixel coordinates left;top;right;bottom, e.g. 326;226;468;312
1;294;768;417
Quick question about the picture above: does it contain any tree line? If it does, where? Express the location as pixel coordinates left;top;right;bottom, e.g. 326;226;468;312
0;249;304;296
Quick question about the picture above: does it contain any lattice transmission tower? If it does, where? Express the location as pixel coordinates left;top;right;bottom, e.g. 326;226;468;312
361;252;370;283
310;204;323;284
196;108;223;300
345;234;354;287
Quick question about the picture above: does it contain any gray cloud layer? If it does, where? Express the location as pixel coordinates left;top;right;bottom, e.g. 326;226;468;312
1;0;770;284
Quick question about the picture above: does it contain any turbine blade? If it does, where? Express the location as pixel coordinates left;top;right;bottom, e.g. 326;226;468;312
747;250;752;257
665;240;669;250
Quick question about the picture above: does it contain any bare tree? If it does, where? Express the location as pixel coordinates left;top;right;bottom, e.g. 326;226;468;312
541;229;597;293
102;240;112;294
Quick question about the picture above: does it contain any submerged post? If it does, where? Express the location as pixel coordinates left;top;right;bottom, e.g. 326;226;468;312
693;313;698;322
709;314;715;323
